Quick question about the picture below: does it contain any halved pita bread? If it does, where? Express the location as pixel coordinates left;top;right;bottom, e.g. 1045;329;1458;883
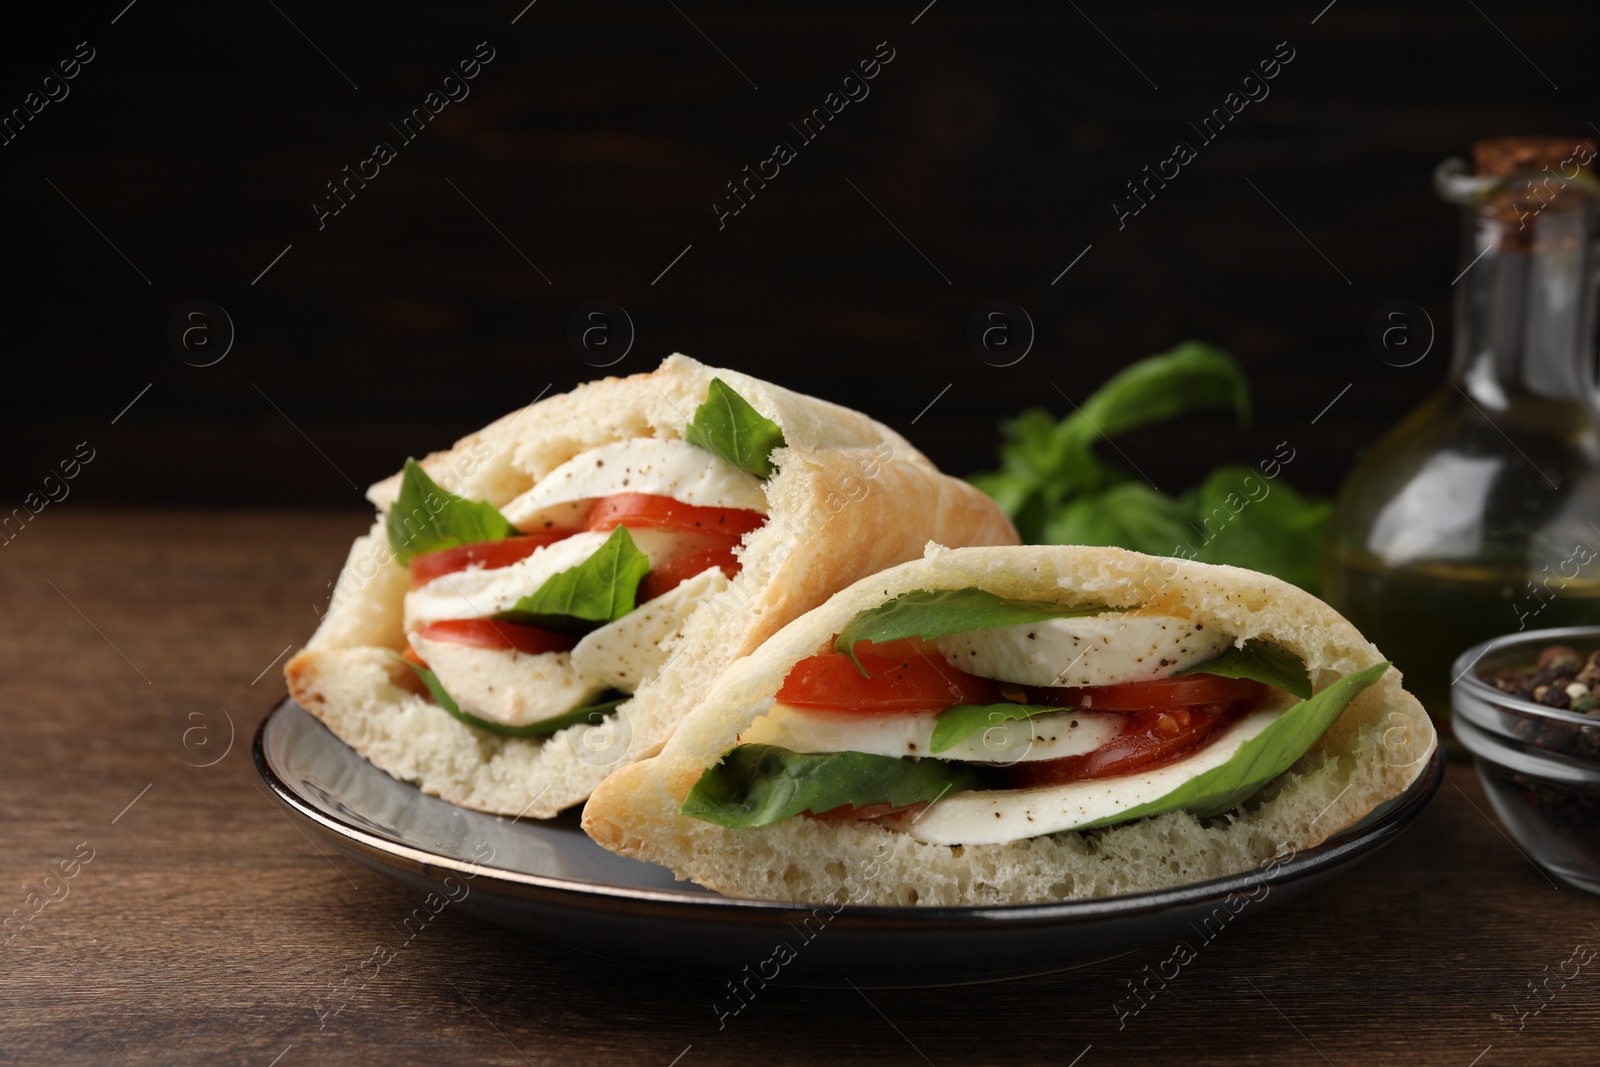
582;542;1437;905
285;355;1018;818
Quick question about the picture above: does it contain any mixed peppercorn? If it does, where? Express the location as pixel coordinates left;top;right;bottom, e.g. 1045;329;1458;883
1478;643;1600;767
1484;644;1600;712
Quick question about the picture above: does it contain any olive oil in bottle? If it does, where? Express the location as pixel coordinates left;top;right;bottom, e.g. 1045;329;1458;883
1324;138;1600;733
1323;553;1600;720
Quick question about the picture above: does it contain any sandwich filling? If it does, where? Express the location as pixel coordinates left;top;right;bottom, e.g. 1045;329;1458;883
682;587;1388;845
389;377;783;739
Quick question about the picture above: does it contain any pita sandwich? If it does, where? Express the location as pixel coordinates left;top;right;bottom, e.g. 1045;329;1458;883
285;355;1018;818
582;542;1436;905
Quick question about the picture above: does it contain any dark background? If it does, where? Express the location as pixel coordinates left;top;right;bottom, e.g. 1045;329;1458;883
3;0;1593;506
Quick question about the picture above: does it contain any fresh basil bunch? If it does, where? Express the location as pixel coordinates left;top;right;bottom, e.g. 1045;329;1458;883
969;342;1329;593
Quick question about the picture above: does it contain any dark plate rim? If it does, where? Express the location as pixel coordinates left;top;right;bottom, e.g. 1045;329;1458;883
254;698;1444;927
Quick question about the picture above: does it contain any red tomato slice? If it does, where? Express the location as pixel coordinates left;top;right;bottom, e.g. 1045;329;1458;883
638;543;741;603
1028;673;1264;712
412;618;576;655
1008;706;1237;788
776;652;1002;714
409;534;570;587
585;493;766;540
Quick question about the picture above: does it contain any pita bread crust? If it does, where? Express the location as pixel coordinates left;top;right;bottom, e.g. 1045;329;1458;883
581;543;1438;906
285;355;1018;818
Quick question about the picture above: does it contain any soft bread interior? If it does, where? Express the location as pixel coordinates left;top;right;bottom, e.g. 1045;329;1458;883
286;355;1018;818
581;543;1437;906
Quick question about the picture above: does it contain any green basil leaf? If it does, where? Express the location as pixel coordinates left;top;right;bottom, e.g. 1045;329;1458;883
1069;341;1250;445
1040;481;1197;557
968;343;1330;594
929;703;1060;754
386;457;517;564
400;657;627;737
680;744;982;829
1179;639;1313;700
971;343;1251;529
495;526;650;633
684;377;787;479
832;587;1112;675
1186;466;1331;594
965;469;1037;524
1077;661;1389;829
968;410;1104;545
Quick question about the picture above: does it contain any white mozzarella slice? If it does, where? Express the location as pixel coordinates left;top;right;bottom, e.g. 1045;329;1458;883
936;611;1233;688
409;635;606;728
403;528;687;632
571;566;731;692
501;438;768;530
886;708;1281;845
738;703;1123;763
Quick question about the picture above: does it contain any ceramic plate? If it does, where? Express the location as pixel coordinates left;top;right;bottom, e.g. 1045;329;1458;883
255;699;1443;987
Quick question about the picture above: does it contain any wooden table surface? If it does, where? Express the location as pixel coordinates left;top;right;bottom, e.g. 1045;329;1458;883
5;509;1598;1065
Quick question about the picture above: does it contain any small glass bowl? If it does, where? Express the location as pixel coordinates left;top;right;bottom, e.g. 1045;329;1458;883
1452;626;1600;895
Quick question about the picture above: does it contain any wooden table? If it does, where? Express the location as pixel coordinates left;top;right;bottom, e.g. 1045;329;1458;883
5;509;1598;1065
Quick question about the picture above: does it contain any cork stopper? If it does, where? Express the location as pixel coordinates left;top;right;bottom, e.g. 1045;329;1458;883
1468;138;1597;250
1474;137;1596;177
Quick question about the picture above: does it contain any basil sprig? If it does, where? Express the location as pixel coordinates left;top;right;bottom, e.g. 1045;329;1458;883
386;458;517;564
681;744;983;829
402;658;627;737
969;341;1330;594
684;377;786;479
832;587;1112;675
495;526;650;634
